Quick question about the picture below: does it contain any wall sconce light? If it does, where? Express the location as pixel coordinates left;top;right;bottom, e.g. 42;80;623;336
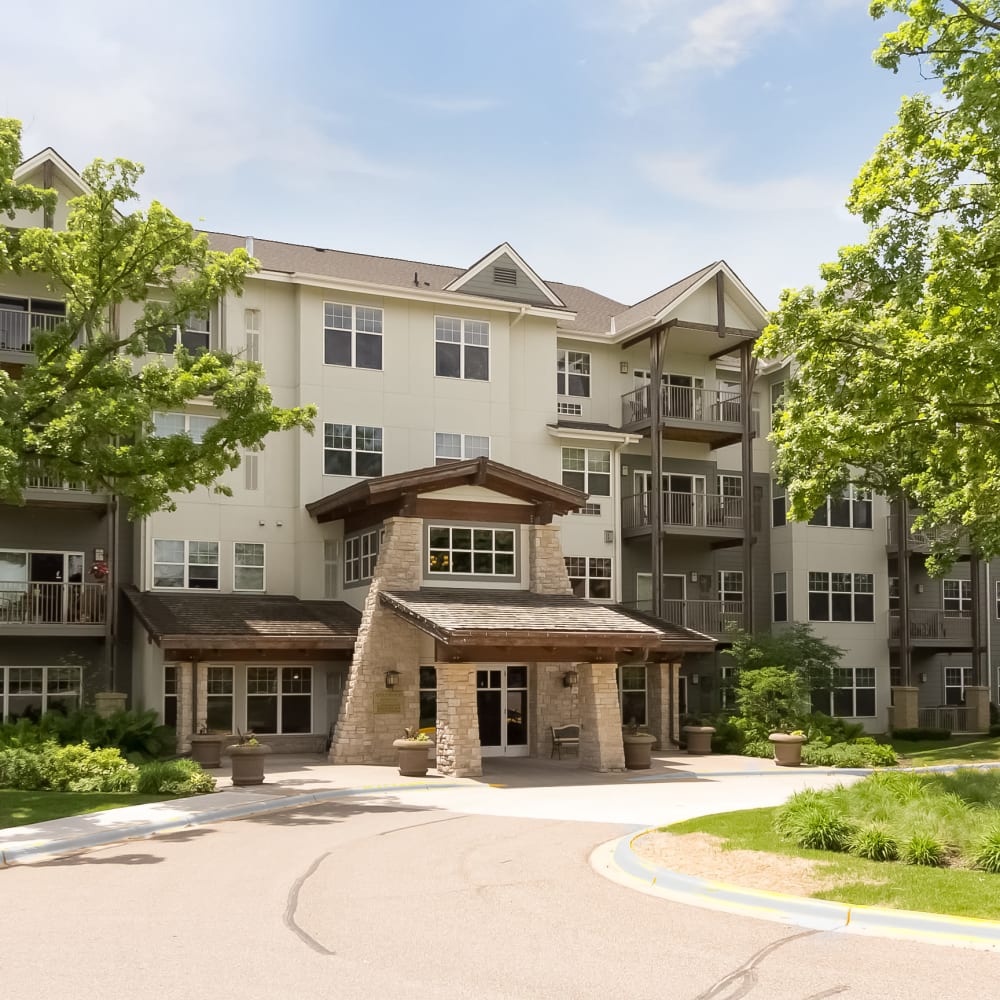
690;571;699;583
93;547;106;562
604;529;614;544
919;672;928;683
563;669;579;688
384;670;400;690
619;361;629;374
690;674;700;685
621;465;630;476
915;583;925;594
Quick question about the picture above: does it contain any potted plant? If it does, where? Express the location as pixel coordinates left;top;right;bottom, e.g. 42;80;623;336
393;727;432;777
769;729;808;767
622;721;657;770
682;718;716;755
189;724;225;769
227;730;272;785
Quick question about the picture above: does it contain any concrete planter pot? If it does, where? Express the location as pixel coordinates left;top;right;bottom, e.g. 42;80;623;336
769;732;807;767
228;743;273;785
393;739;431;777
683;725;716;755
622;732;657;770
189;734;224;769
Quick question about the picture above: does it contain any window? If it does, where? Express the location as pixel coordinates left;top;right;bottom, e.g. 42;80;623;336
770;380;785;421
943;579;972;616
565;557;612;599
557;349;591;397
435;316;489;380
247;666;312;734
772;480;786;528
434;432;490;464
773;572;788;622
808;571;874;622
809;487;873;529
234;543;265;591
577;503;602;516
324;541;340;598
181;313;211;353
618;665;647;727
344;529;380;585
561;447;611;497
428;526;515;576
206;666;233;733
1;666;81;721
164;665;178;729
889;577;900;611
721;665;740;711
419;666;437;730
815;667;876;718
324;302;383;370
153;540;219;589
152;412;219;443
718;475;742;523
945;667;974;706
719;571;743;604
245;308;261;363
323;423;383;477
557;401;583;416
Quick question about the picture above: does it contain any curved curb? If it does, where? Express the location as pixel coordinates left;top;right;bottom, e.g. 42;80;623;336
626;761;1000;783
0;782;463;866
593;828;1000;952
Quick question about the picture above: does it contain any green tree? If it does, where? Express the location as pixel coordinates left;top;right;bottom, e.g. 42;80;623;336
758;1;1000;570
725;623;843;696
734;667;807;738
0;119;315;517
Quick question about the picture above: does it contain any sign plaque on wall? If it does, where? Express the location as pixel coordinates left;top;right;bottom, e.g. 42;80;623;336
373;691;403;715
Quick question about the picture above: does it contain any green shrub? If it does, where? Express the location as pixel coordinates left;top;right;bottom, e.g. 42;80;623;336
850;824;899;861
971;829;1000;873
0;709;176;761
801;740;898;768
136;759;215;795
742;739;774;759
709;718;745;754
780;801;855;851
891;727;952;741
41;742;138;792
0;746;47;789
775;789;828;837
735;667;808;738
800;713;866;744
901;832;947;867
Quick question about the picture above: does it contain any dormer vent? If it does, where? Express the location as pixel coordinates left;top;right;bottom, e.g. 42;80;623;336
493;266;517;286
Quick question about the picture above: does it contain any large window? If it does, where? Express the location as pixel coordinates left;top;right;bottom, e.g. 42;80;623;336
719;571;743;604
153;540;219;589
434;432;490;464
1;666;81;721
324;303;383;370
808;571;874;622
809;487;873;529
618;665;647;727
772;572;788;622
557;349;591;397
344;529;380;585
152;412;218;443
945;666;974;706
206;666;233;733
234;543;265;591
435;316;489;380
149;311;211;354
561;447;611;497
428;526;515;576
565;557;612;599
323;423;383;477
814;667;876;718
419;666;437;730
943;579;972;616
247;666;312;733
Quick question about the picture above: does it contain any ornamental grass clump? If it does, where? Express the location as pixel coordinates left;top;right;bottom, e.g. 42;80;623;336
900;832;947;867
850;824;899;862
135;759;215;795
780;801;856;852
971;830;1000;874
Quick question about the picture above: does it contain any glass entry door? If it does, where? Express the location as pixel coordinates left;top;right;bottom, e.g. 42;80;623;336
477;665;529;756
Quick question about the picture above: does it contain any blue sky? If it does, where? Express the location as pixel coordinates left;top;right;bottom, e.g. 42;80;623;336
3;0;918;309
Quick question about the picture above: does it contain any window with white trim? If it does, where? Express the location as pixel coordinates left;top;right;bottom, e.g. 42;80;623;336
153;540;219;589
206;666;233;732
557;401;583;416
0;666;82;721
814;667;876;717
721;665;740;711
234;543;265;592
808;571;874;622
561;447;611;497
434;432;490;464
344;529;380;585
772;480;786;527
946;666;974;705
323;423;383;477
557;349;591;397
244;308;261;362
809;486;873;529
150;311;212;354
435;316;489;380
618;665;647;727
889;576;900;611
324;303;383;370
773;572;788;622
943;579;972;616
718;475;742;523
565;556;612;599
428;526;515;576
719;571;743;604
247;666;312;734
152;412;219;443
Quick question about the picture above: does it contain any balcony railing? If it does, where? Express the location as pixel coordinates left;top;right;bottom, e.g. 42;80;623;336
888;609;972;642
661;599;744;637
621;384;757;429
0;583;107;625
622;490;744;531
0;307;66;353
885;514;966;550
918;706;975;733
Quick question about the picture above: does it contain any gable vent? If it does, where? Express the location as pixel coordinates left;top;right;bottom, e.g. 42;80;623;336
493;266;517;286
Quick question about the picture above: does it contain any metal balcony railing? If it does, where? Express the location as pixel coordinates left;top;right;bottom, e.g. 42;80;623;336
661;599;744;637
621;384;758;429
888;609;972;642
0;583;107;625
0;307;66;352
622;490;744;531
918;706;975;733
885;514;967;550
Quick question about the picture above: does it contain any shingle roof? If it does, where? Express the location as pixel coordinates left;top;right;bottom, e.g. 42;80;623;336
612;261;720;336
380;589;715;651
124;587;360;649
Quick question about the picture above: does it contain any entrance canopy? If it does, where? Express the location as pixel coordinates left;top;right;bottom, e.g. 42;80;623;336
380;588;714;663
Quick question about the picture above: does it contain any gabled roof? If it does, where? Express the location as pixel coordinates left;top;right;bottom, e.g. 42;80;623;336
306;456;586;525
443;242;566;308
15;147;90;195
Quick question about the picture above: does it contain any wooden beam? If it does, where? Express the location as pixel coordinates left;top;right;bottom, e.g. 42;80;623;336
619;321;669;352
162;646;354;661
672;319;761;339
433;642;648;665
415;499;540;525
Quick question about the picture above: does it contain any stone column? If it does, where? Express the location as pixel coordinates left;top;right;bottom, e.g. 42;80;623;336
532;662;579;757
528;524;573;595
578;662;625;771
646;663;670;750
194;662;209;735
965;686;991;734
891;685;919;731
435;662;482;777
176;661;194;753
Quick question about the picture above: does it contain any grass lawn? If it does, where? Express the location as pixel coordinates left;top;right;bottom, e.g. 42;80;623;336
0;789;174;830
667;807;1000;920
891;735;1000;765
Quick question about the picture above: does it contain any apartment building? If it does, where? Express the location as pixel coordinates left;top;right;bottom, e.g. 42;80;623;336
1;147;995;771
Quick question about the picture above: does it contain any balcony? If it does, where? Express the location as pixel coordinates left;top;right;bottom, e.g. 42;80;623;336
0;582;107;635
622;490;744;545
0;307;66;354
918;706;976;734
621;384;759;447
888;609;972;648
661;599;744;639
19;463;109;507
885;514;968;553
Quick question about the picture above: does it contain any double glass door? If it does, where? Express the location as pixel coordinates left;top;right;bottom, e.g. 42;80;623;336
477;665;529;756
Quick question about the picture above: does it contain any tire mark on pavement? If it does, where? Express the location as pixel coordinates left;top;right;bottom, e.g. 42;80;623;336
375;815;469;837
803;989;849;999
284;852;335;955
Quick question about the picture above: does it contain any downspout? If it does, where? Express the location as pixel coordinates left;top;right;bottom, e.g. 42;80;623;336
612;446;624;603
510;305;529;328
106;496;119;693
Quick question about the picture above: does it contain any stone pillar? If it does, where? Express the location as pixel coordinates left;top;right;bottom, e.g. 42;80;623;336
435;662;482;777
646;663;671;750
578;662;625;772
531;662;579;757
194;662;209;736
965;686;991;734
528;524;573;595
176;662;194;753
891;686;919;731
